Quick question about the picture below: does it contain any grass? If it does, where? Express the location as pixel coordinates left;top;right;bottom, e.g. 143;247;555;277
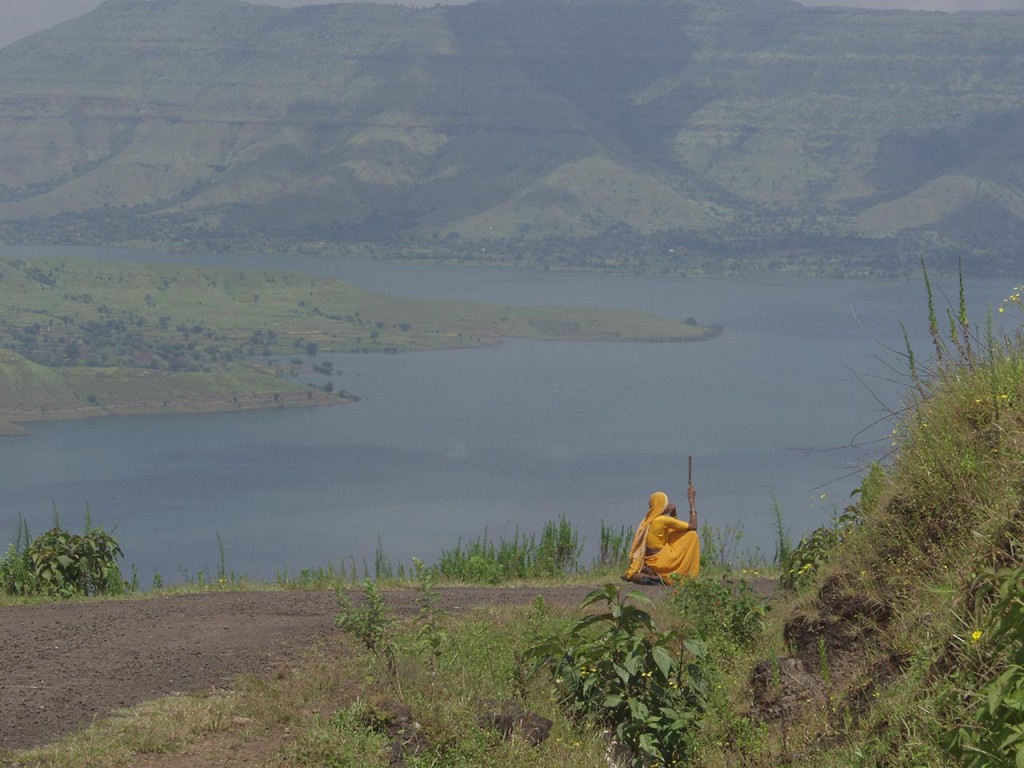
5;645;356;768
8;692;245;766
0;511;742;605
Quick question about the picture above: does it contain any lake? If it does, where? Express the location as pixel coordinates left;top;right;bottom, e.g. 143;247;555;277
1;246;1018;583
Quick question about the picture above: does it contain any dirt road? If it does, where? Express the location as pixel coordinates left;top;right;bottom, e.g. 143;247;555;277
0;585;635;750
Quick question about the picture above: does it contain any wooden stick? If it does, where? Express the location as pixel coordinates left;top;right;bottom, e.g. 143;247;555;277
688;455;693;488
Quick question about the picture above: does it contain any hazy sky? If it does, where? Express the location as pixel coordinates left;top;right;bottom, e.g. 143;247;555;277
2;0;1022;48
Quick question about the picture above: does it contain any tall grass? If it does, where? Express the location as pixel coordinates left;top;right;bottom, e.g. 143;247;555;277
435;515;584;583
0;516;33;596
700;519;761;572
597;519;631;569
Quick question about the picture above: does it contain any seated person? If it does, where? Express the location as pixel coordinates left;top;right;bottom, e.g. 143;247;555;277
623;486;700;585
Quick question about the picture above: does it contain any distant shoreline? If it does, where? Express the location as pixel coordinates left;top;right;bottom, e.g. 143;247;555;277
0;387;349;437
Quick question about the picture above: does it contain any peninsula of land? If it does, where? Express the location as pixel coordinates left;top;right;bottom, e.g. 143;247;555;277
0;257;720;434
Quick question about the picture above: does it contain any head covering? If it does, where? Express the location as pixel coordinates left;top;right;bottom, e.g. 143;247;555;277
624;491;668;579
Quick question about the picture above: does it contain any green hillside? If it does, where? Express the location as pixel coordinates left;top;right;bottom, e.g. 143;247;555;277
0;0;1021;275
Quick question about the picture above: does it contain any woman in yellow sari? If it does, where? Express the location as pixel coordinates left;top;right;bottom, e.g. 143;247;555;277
623;487;700;585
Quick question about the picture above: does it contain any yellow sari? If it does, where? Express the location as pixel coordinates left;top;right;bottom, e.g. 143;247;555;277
623;491;700;584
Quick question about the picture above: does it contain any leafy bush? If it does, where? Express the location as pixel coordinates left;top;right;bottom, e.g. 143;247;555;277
2;510;126;598
528;584;709;767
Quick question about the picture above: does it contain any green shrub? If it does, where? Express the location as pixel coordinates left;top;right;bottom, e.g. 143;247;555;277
528;584;709;767
2;509;126;598
335;580;402;696
29;523;126;597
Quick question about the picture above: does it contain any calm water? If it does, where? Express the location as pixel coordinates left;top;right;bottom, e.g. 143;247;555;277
1;246;1017;582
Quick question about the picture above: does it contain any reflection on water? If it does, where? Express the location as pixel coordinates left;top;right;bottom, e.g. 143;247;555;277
0;246;1017;581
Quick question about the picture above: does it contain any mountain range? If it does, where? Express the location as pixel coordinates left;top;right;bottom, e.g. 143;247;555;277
0;0;1021;274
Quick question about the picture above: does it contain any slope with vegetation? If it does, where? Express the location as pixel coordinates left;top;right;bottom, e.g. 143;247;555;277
0;0;1021;274
730;272;1024;767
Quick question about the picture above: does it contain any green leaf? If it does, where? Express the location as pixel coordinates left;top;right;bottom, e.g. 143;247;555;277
652;645;674;678
638;732;656;755
992;676;1013;712
630;698;650;721
621;605;655;630
622;589;654;608
580;586;615;609
622;653;640;676
574;613;611;632
684;638;708;659
659;706;682;721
